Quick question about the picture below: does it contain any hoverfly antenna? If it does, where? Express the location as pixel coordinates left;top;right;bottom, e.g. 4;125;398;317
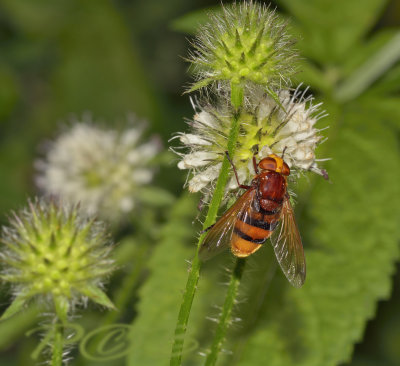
281;146;287;160
253;144;259;155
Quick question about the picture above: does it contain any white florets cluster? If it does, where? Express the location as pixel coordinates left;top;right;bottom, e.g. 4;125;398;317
36;116;160;221
174;87;327;196
260;88;328;174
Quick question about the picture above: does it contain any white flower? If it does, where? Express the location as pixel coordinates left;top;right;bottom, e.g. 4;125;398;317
172;86;328;196
36;115;160;221
259;88;329;177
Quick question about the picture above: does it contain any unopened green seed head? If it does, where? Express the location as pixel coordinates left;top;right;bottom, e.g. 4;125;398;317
188;1;297;93
0;198;115;321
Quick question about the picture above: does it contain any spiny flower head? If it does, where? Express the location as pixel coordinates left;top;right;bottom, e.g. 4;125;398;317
36;115;160;222
174;87;328;196
188;1;297;92
0;199;115;322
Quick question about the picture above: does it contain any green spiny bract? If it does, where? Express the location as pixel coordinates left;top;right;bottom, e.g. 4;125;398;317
0;199;115;322
188;1;297;92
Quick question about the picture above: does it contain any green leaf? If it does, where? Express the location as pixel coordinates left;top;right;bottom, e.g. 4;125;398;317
187;78;215;93
127;193;198;366
4;0;165;132
229;99;400;366
356;97;400;129
0;63;19;122
334;31;400;102
265;88;287;113
0;0;70;36
137;187;175;207
348;357;385;366
276;0;387;64
294;60;332;94
297;28;400;96
112;236;139;266
169;6;220;34
0;305;39;350
80;285;116;310
0;294;27;321
367;63;400;95
339;30;399;79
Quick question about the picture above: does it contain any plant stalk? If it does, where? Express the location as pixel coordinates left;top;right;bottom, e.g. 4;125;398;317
169;82;244;366
204;258;246;366
51;320;63;366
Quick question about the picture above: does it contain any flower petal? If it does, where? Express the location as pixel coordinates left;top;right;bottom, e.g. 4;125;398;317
188;164;221;192
178;151;219;169
179;133;211;146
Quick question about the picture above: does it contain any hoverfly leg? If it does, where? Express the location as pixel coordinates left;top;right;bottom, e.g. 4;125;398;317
192;197;206;224
239;184;251;189
321;169;330;181
224;151;251;189
200;223;215;234
252;154;259;175
252;144;259;174
197;197;205;212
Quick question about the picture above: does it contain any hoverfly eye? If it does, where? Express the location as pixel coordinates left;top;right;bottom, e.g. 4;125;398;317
281;162;290;176
258;158;277;171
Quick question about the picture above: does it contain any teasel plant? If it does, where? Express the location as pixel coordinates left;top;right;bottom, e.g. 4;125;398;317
35;116;171;327
0;198;115;365
170;2;328;365
35;114;162;224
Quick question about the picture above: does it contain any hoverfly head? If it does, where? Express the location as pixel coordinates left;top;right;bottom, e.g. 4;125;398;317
258;154;290;176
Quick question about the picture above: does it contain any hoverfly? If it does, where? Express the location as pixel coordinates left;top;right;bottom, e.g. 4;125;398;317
199;152;306;288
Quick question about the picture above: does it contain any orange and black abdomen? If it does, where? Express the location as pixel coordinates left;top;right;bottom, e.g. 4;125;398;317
231;171;286;257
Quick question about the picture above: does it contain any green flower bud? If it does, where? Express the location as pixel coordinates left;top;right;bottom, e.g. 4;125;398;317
188;1;297;92
0;199;115;322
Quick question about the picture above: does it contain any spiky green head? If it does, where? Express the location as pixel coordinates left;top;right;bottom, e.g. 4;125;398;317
0;199;115;322
189;1;297;92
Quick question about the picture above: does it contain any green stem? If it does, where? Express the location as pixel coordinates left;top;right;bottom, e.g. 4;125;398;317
51;321;63;366
205;258;246;366
169;82;244;366
103;242;149;325
231;82;244;109
231;260;278;364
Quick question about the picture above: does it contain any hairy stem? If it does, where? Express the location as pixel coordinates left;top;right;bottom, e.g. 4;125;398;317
51;321;63;366
169;82;244;366
205;258;246;366
231;82;244;109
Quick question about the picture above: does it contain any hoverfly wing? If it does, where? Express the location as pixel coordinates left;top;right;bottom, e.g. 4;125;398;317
270;195;306;288
199;188;256;261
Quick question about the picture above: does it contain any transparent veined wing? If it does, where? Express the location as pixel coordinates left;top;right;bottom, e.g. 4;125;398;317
199;188;256;261
270;195;306;288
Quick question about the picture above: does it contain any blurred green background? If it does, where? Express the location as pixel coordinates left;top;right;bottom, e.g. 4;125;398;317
0;0;399;365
